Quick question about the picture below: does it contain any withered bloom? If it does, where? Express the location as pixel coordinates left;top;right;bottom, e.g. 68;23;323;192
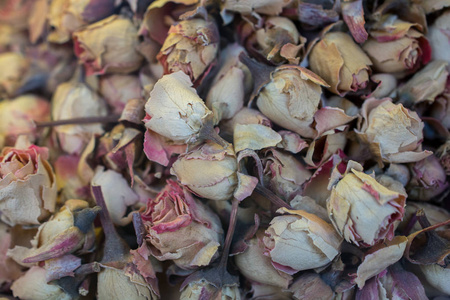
309;31;372;95
157;17;219;84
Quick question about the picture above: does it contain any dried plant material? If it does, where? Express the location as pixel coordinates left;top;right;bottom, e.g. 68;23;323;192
309;32;372;95
11;266;71;300
353;236;408;288
234;124;282;153
171;141;238;201
414;0;450;14
141;180;223;269
327;161;406;247
143;129;187;166
99;74;143;114
418;264;450;295
220;107;271;137
362;15;431;78
297;1;339;28
144;71;213;145
0;52;29;98
304;131;348;168
0;144;56;226
256;66;329;139
341;0;368;44
370;74;397;98
221;0;291;17
52;81;108;155
289;272;335;300
263;208;342;275
398;60;448;105
157;18;218;84
428;11;450;65
0;223;23;288
356;98;431;164
73;15;144;76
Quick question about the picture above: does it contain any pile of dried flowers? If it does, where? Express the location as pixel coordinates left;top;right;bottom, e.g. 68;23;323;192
0;0;449;299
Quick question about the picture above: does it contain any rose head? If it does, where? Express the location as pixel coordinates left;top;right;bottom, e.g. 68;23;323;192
309;32;372;96
170;141;238;201
0;144;56;226
142;180;223;269
327;161;406;247
263;208;342;275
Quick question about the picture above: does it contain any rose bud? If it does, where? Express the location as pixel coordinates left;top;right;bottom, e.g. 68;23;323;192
406;155;449;201
327;161;406;247
309;32;372;96
144;71;215;145
141;180;223;269
418;264;450;295
48;0;116;44
263;208;342;275
171;141;238;201
428;11;450;65
11;266;71;300
206;44;250;122
0;143;56;226
362;15;431;78
253;16;306;64
356;98;431;164
0;52;29;98
397;60;448;106
256;66;329;138
52;81;108;155
0;95;50;147
73;15;144;76
235;229;292;288
99;74;143;114
370;73;397;99
157;17;219;84
262;149;311;201
92;167;139;226
20;199;99;264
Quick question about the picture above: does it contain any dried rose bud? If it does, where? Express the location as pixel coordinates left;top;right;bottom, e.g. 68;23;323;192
52;81;108;155
235;229;292;288
206;44;250;122
418;264;450;295
254;16;305;64
262;149;311;201
406;155;449;201
327;161;406;247
263;208;342;275
92;167;139;226
356;98;431;164
171;141;238;201
256;66;329;138
370;73;397;99
144;71;213;145
99;74;143;114
428;11;450;65
309;32;372;96
142;180;223;269
11;266;71;300
0;52;29;98
362;15;431;77
0;95;50;147
398;60;448;106
0;144;56;226
157;18;219;83
48;0;115;44
73;15;144;76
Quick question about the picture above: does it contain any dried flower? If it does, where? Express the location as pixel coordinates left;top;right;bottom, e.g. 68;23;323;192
99;74;143;114
263;207;342;275
428;11;450;65
180;279;241;300
235;229;292;288
418;264;450;295
142;180;223;269
256;66;329;138
220;107;271;137
52;81;108;155
221;0;292;20
0;144;56;226
289;272;334;300
0;222;23;288
362;15;431;77
356;98;431;164
0;95;50;147
370;73;397;99
73;15;144;76
171;141;238;201
48;0;116;44
144;71;214;145
309;32;372;95
327;161;406;247
0;52;29;98
157;18;219;83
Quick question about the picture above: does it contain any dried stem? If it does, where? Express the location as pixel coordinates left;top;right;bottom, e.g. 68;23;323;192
219;197;239;268
255;184;291;209
132;212;146;247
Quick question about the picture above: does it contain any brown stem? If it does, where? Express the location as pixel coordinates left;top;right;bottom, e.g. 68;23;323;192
219;197;239;268
35;115;120;128
255;184;291;209
199;119;227;147
132;212;146;247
